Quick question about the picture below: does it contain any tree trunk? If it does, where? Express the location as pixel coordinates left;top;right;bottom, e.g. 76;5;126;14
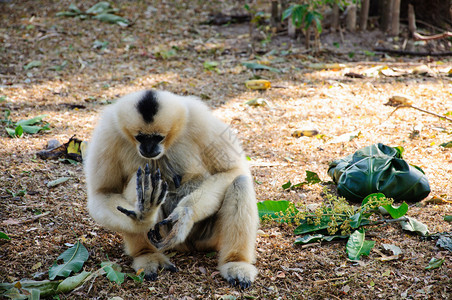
332;3;340;32
408;4;416;36
391;0;401;35
380;0;393;32
280;0;289;22
270;0;279;28
346;4;357;32
360;0;370;31
288;17;296;38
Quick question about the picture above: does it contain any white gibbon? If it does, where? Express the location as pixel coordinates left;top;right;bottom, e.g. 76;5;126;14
85;90;259;288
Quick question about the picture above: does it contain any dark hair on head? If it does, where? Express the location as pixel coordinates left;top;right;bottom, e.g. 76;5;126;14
136;90;159;123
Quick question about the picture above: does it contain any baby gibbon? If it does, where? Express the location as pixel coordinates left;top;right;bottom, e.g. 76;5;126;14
85;90;259;288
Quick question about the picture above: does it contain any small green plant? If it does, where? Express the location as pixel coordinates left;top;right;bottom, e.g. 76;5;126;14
6;188;27;197
282;170;322;190
0;241;148;299
282;3;323;34
56;2;130;26
258;190;428;261
4;114;50;138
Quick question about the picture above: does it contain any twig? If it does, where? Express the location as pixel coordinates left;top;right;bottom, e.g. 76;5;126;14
387;105;452;122
413;31;452;41
374;47;452;57
313;277;344;285
1;211;51;226
366;217;409;227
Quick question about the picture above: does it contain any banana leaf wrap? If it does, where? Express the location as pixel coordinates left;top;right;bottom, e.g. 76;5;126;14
328;143;430;203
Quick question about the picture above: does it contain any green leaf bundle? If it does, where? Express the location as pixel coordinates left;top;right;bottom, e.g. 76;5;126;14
328;143;430;203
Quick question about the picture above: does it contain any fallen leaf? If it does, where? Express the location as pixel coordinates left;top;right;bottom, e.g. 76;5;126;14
47;177;71;188
420;196;452;206
386;95;413;107
292;128;319;137
245;79;271;90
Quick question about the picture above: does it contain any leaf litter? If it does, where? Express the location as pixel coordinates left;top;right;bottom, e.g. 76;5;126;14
0;1;451;299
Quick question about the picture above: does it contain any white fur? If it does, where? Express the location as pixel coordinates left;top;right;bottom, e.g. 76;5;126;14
85;90;259;285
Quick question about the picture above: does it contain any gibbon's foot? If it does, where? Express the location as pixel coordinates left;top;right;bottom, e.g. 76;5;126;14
219;262;258;289
143;263;178;281
133;252;178;281
151;206;194;251
117;164;168;221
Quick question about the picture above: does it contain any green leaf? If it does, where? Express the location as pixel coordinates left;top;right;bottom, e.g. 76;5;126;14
93;13;129;26
127;272;145;283
425;257;444;270
203;61;219;70
101;262;125;284
381;202;409;219
24;60;42;70
382;243;402;256
305;170;321;184
21;124;50;134
257;200;297;221
56;11;80;17
294;216;342;235
346;229;375;260
29;289;40;300
349;212;363;228
0;280;60;298
242;62;280;73
47;177;71;188
68;3;82;14
294;234;324;244
400;217;429;236
294;234;348;245
281;6;294;21
282;180;292;190
444;215;452;222
0;231;10;240
1;287;27;299
49;241;89;280
16;114;48;126
49;60;68;71
86;1;114;15
394;146;405;157
5;127;16;137
56;271;91;293
15;125;24;137
440;141;452;148
436;236;452;252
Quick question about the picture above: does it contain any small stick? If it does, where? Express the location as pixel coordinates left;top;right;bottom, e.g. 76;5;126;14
387;105;452;122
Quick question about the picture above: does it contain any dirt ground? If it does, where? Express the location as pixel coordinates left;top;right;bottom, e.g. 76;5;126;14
0;1;451;299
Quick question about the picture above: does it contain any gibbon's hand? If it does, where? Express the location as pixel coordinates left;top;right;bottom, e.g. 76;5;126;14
117;164;168;221
150;206;194;251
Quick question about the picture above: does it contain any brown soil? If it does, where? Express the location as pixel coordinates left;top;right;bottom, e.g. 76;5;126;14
0;1;451;299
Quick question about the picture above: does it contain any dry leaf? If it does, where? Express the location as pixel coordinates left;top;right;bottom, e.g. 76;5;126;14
386;95;413;107
420;196;452;206
245;79;271;90
292;128;319;137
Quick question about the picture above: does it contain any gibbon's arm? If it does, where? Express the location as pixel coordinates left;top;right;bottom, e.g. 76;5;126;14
87;175;160;234
178;168;246;220
155;166;248;250
86;128;163;234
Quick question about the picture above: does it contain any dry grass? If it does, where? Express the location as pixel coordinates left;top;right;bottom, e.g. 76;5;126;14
0;1;451;299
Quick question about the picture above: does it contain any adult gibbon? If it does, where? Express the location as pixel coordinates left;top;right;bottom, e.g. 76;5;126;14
85;90;259;288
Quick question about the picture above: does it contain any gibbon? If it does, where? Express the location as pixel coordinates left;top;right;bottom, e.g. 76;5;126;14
85;90;259;288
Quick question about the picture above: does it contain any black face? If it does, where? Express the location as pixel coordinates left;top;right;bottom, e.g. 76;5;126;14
135;133;164;158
